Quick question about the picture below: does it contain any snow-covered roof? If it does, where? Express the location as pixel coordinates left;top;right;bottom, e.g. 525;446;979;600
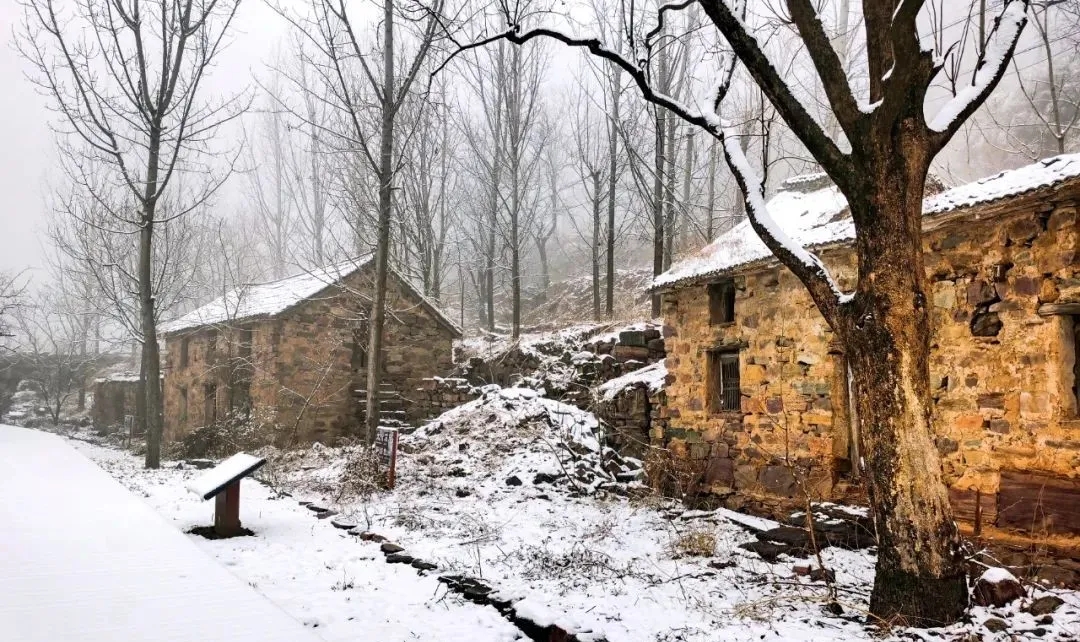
161;257;462;338
162;259;370;334
653;154;1080;291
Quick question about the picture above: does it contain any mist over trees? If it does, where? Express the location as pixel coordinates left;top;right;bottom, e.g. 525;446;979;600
19;0;1075;351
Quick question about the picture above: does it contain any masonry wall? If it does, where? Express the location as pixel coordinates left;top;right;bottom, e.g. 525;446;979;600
661;185;1080;541
91;379;141;431
163;267;457;445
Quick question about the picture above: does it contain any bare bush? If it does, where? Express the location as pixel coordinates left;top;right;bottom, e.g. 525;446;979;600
643;446;707;499
337;446;384;502
169;410;280;460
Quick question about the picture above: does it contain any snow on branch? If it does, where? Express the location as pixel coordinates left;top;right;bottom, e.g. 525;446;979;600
718;124;850;315
927;0;1028;136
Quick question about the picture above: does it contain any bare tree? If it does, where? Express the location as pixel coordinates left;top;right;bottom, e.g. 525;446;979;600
276;0;443;443
534;140;562;303
246;92;296;280
0;272;28;353
20;0;247;467
1011;0;1079;155
568;76;610;321
14;287;100;425
398;75;456;301
446;0;1030;624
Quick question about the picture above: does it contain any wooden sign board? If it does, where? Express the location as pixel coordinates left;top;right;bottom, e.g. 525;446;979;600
187;453;266;537
375;427;399;488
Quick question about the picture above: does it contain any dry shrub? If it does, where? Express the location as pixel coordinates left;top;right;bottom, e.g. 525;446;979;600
337;445;384;501
672;529;717;558
643;446;707;497
170;409;279;460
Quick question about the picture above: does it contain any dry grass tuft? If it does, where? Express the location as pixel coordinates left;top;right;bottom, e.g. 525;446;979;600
672;528;717;558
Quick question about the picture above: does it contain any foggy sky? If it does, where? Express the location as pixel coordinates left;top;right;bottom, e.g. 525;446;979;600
0;0;287;279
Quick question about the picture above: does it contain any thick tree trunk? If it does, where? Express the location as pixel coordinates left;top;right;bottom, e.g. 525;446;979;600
140;213;163;469
363;0;395;444
141;128;163;469
662;109;677;270
838;163;966;625
136;344;147;436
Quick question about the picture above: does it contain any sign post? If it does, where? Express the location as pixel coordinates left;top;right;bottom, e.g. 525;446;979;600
375;427;399;489
187;453;266;537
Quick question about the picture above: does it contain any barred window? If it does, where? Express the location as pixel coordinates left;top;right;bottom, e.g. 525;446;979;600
708;349;741;412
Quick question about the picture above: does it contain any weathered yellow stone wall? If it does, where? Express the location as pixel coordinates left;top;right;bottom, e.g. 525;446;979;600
661;185;1080;535
163;267;457;445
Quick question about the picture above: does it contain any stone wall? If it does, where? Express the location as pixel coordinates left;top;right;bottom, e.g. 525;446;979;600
91;378;141;431
411;377;484;418
163;266;458;445
595;382;667;460
660;183;1080;541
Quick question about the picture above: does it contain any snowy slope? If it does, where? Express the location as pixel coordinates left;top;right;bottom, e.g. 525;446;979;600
654;154;1080;290
0;425;321;642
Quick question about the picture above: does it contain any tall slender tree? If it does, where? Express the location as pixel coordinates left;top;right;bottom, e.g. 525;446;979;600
20;0;247;467
278;0;442;443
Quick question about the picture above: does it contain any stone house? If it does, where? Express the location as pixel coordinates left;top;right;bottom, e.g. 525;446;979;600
90;372;141;432
160;259;461;445
651;155;1080;545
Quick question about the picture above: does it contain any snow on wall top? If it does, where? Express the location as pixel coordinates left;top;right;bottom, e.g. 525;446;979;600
162;259;372;335
597;360;667;401
653;154;1080;290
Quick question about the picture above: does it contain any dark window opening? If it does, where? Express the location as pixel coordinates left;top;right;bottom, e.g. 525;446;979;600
179;386;188;425
207;329;218;357
708;349;741;412
708;281;736;325
203;383;217;426
179;337;190;368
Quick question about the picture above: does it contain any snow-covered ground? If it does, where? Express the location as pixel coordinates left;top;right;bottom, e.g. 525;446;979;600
0;426;322;642
60;398;1080;641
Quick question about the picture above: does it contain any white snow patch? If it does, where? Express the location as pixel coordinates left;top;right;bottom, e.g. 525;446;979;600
979;567;1020;584
62;428;1080;642
0;426;321;642
597;359;667;401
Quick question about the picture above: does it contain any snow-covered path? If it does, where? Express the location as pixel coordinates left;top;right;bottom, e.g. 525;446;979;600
66;435;520;642
0;425;322;642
